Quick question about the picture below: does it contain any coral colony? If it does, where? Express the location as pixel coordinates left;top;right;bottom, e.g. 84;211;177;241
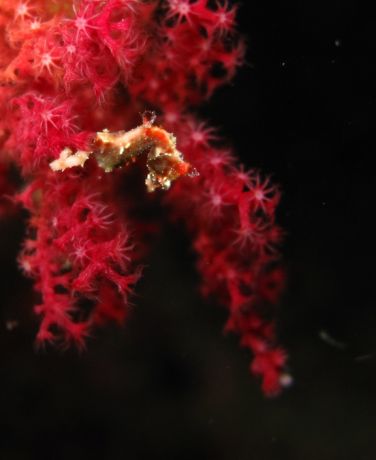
0;0;290;395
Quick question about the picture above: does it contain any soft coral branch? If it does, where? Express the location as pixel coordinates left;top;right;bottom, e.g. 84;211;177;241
18;166;141;347
163;116;290;395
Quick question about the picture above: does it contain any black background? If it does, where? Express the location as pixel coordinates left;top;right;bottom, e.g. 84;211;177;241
1;1;376;459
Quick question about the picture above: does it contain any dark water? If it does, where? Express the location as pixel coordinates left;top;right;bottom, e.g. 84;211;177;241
1;1;375;459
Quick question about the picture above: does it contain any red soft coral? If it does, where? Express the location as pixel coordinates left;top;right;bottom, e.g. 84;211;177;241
0;0;289;395
18;164;141;348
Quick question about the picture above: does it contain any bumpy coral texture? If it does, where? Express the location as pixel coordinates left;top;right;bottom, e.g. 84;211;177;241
0;0;288;395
